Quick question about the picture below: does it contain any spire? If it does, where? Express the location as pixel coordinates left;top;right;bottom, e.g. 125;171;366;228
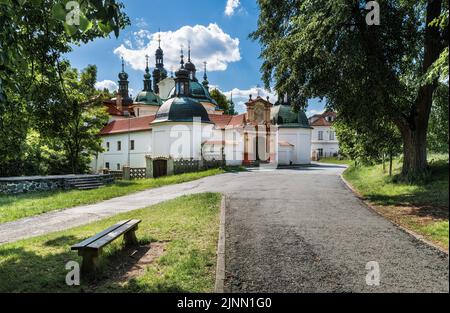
202;61;209;90
188;41;191;62
180;46;185;68
121;57;125;72
143;54;152;91
158;28;161;48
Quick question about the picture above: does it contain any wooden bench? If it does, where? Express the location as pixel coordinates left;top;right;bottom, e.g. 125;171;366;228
71;219;141;273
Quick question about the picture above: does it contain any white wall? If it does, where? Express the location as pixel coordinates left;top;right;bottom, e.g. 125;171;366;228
151;122;215;160
278;128;312;164
311;125;339;157
91;130;152;172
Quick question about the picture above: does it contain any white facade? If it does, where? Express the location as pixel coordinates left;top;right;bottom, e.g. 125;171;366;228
311;125;339;158
91;130;152;172
278;128;312;165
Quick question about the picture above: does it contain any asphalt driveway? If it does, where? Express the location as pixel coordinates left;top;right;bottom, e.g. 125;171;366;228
223;164;448;292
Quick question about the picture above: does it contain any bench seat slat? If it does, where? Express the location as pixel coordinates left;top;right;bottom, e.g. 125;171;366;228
86;219;141;250
71;219;131;250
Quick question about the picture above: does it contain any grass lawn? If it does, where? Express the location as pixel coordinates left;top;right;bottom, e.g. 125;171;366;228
0;168;224;224
0;193;221;293
317;157;351;165
343;154;449;250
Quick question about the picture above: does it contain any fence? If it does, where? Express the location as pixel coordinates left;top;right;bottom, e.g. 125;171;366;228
174;159;200;175
130;168;146;179
108;170;123;180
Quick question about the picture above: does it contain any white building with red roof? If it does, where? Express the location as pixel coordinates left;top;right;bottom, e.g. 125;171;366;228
91;46;313;173
308;111;340;159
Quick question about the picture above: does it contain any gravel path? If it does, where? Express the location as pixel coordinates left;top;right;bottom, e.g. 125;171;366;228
0;163;448;292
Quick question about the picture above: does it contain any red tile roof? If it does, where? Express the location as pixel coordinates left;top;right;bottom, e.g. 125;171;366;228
99;115;155;135
100;113;246;135
208;114;245;129
279;140;295;147
309;111;336;126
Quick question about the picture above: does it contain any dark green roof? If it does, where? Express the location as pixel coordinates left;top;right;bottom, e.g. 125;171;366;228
153;97;211;124
134;91;162;106
168;81;217;105
271;105;311;128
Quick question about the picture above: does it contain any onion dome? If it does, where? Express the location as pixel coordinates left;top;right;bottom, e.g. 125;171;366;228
271;104;311;128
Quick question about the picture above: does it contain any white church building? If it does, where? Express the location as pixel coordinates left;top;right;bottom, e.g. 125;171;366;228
91;42;314;174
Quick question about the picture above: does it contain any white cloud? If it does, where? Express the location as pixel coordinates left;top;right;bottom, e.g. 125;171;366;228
95;80;118;92
212;86;277;113
225;0;241;16
114;24;241;73
306;109;325;118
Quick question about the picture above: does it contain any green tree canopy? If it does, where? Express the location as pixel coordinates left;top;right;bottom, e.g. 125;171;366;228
251;0;448;180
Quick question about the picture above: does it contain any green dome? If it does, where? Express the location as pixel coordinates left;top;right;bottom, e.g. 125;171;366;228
271;105;311;128
153;97;211;124
134;91;162;106
168;81;217;105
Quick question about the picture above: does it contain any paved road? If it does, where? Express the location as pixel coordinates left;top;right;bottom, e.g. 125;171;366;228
223;164;449;293
0;163;448;292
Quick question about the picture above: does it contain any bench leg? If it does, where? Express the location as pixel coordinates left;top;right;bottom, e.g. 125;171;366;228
124;227;139;248
79;249;100;275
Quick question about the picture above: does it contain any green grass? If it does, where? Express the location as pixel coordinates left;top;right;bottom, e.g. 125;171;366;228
0;169;224;224
342;154;449;207
343;154;449;250
0;193;222;293
317;157;351;165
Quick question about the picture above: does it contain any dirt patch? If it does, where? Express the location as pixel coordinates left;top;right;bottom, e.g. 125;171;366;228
87;241;168;290
370;203;448;252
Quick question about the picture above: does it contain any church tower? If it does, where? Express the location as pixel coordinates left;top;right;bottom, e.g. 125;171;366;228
184;42;197;82
117;57;132;105
153;31;168;94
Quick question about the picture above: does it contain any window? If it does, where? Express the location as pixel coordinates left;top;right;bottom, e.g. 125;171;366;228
117;141;121;151
329;131;335;141
105;162;110;169
318;131;324;141
106;142;110;152
318;149;323;157
130;140;135;151
117;163;121;170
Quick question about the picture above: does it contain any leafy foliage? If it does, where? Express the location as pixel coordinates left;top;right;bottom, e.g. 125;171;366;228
210;88;236;115
0;0;129;176
251;0;448;178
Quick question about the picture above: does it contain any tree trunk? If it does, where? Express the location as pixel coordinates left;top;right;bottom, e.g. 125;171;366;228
400;125;429;178
389;150;393;177
395;0;442;179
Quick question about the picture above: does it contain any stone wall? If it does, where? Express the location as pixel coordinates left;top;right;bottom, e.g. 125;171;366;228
0;175;113;195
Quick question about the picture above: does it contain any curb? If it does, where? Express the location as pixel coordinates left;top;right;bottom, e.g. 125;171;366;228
340;173;449;256
214;195;227;293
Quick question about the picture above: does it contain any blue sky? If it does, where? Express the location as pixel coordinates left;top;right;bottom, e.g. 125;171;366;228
67;0;325;115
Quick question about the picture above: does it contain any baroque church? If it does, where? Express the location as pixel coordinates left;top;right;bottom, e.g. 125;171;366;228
91;39;312;173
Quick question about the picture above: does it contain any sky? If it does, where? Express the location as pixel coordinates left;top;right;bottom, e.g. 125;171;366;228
67;0;325;116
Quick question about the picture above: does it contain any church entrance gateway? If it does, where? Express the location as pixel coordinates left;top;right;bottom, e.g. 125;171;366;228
153;159;167;178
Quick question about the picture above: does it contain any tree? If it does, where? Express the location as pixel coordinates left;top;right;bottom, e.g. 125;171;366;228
33;64;109;174
210;88;236;115
251;0;448;180
428;83;449;153
0;0;128;176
